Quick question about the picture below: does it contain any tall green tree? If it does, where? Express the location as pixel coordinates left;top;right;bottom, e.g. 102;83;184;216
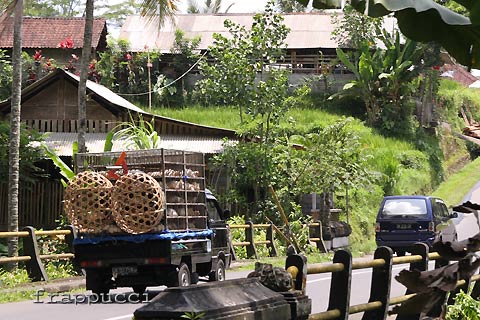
197;0;291;216
275;0;305;12
331;4;383;49
77;0;93;153
0;0;82;16
77;0;178;153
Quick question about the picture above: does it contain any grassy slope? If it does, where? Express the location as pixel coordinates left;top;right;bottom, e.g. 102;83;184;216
433;157;480;205
151;86;480;254
152;105;438;254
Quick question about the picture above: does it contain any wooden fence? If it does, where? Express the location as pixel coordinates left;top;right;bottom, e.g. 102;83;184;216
286;243;480;320
0;181;64;230
1;227;480;319
0;226;79;281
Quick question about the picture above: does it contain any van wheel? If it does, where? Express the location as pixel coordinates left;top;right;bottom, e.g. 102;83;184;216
209;259;226;282
396;250;406;257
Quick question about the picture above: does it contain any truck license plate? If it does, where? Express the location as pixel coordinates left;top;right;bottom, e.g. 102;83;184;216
112;266;138;277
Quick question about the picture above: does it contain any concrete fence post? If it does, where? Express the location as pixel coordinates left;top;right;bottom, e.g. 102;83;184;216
285;254;307;294
266;222;278;257
328;249;352;320
245;220;258;259
22;226;48;282
362;246;393;320
396;242;430;320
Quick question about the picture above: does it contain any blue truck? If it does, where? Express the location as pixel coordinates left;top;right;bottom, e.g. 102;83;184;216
70;149;231;295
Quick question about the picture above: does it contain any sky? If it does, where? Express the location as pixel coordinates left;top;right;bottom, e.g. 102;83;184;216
177;0;270;13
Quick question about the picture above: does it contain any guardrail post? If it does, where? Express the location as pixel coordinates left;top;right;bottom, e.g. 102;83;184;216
228;227;237;261
22;226;48;282
362;246;393;320
64;225;83;275
328;249;352;320
396;242;430;320
245;220;258;259
471;273;480;300
309;221;327;253
448;277;471;305
266;222;278;257
285;254;307;294
427;246;449;318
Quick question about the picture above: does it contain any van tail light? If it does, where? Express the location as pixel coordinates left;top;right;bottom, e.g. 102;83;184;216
375;222;381;232
428;221;435;232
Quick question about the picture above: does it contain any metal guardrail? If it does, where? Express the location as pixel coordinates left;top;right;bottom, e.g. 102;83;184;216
0;221;325;280
0;226;78;281
228;221;329;260
285;243;480;320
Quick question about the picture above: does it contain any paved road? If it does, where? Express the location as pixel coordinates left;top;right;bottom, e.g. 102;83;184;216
3;184;479;319
0;261;432;320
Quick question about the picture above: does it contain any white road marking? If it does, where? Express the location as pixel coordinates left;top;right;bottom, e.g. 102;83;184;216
103;314;133;320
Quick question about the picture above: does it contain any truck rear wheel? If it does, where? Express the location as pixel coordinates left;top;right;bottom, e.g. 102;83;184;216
177;263;191;287
132;285;146;295
209;259;225;282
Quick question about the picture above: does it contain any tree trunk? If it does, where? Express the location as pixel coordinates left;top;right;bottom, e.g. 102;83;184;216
8;0;24;263
77;0;94;153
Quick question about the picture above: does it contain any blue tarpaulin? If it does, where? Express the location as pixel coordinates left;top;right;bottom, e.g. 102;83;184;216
74;229;214;245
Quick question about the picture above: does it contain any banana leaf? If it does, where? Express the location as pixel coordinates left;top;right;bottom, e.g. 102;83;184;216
303;0;480;69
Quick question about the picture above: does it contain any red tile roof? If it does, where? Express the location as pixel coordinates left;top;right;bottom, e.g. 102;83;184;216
0;16;107;49
441;63;478;87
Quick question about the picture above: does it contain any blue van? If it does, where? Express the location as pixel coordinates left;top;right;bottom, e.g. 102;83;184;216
375;195;457;256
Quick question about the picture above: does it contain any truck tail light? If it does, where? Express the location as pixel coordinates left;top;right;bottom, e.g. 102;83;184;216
80;260;102;267
144;257;167;265
428;222;435;232
375;222;381;232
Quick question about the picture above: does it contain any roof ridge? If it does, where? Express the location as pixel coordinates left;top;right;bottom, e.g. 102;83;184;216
22;16;106;21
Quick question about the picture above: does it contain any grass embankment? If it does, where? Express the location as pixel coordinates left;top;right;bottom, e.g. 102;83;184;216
153;105;443;256
433;157;480;205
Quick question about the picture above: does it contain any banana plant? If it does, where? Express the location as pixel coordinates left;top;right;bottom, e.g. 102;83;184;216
113;113;161;150
332;30;421;126
296;0;480;69
41;142;75;187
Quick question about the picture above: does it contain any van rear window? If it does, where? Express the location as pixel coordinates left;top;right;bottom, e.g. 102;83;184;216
381;199;428;218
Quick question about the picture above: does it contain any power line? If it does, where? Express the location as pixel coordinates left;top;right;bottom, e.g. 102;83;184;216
117;51;208;97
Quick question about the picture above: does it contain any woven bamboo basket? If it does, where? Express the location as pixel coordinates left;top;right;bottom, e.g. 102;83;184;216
64;171;114;233
111;171;165;234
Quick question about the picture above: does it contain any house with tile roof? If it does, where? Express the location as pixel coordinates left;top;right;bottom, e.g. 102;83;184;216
0;15;107;65
119;12;397;75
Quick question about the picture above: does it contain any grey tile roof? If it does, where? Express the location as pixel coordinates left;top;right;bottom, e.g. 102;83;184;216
43;132;234;156
119;12;397;52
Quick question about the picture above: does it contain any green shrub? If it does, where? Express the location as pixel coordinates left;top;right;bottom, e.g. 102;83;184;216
446;291;480;320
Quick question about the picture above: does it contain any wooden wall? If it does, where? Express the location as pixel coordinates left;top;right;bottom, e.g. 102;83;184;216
21;78;117;121
0;181;64;231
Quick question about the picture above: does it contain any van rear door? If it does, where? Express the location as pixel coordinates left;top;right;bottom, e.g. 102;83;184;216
376;197;433;243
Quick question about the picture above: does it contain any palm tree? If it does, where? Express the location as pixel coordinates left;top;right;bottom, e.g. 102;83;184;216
77;0;93;154
187;0;234;14
3;0;23;262
77;0;178;153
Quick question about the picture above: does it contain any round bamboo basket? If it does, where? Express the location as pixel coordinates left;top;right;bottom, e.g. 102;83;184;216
111;171;165;234
64;171;113;233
